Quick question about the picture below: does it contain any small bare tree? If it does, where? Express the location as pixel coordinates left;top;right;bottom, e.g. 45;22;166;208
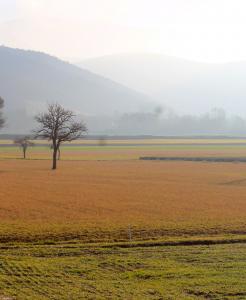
34;103;87;169
0;97;5;129
14;136;34;159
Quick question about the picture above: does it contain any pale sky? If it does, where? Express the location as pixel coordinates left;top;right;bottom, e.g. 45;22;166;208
1;0;246;62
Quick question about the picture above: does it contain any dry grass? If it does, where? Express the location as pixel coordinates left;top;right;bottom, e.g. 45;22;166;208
0;159;246;241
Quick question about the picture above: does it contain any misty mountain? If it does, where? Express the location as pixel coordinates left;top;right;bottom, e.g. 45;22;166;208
2;47;246;136
0;47;153;133
79;53;246;116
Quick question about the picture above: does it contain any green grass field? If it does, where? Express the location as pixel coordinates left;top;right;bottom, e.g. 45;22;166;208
0;240;245;299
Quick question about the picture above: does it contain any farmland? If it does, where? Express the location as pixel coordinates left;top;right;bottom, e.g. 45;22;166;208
0;241;246;299
1;138;246;299
1;159;246;241
2;138;246;161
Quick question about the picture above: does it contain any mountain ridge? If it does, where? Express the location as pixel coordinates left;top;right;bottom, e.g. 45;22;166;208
0;46;153;133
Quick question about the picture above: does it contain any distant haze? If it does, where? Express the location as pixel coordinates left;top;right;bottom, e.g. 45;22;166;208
1;1;246;63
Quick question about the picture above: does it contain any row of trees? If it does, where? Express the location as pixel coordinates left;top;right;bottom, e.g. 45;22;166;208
0;100;87;170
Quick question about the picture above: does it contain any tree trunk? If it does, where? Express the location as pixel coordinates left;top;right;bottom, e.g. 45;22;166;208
23;148;26;159
57;147;61;160
52;147;57;170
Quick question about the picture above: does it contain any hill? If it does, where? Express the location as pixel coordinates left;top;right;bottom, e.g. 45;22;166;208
0;47;152;133
79;53;246;116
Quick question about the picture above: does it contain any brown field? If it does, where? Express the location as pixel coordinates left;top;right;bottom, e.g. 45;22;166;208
1;158;246;242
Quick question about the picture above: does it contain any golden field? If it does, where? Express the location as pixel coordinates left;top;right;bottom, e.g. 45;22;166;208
1;157;246;241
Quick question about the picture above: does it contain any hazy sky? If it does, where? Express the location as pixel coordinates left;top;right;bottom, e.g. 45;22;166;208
1;0;246;62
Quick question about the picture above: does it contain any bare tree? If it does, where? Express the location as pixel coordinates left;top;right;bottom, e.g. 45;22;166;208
34;103;87;169
0;97;5;129
14;136;34;159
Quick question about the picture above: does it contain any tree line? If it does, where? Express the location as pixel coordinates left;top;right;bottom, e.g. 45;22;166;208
0;99;87;170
